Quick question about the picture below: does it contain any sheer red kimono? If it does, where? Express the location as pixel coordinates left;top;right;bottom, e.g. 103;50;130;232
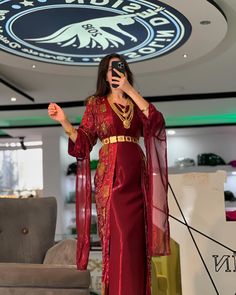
68;96;170;295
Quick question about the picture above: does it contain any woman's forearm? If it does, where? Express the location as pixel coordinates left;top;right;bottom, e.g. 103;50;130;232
126;87;149;117
60;118;78;143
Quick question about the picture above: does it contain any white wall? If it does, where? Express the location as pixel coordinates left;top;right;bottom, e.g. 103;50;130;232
60;136;76;236
42;133;76;237
42;134;62;236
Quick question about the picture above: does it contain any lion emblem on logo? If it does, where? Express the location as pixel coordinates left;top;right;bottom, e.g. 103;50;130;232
26;14;138;50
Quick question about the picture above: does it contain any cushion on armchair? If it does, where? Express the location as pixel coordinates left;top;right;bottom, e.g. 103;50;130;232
43;239;77;265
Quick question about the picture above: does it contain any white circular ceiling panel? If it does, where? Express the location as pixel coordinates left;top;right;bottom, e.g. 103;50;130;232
0;0;227;75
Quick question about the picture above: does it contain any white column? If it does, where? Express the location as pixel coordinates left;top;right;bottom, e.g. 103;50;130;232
42;132;73;238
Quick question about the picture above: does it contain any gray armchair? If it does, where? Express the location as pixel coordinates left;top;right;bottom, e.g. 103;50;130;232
0;197;90;295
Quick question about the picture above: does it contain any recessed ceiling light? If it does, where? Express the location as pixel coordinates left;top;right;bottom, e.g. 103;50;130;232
32;64;36;69
11;97;17;102
25;141;43;147
200;20;211;25
167;130;176;136
183;53;188;58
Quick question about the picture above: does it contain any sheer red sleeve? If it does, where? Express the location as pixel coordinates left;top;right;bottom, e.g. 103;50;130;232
138;103;170;256
67;97;98;270
68;97;97;159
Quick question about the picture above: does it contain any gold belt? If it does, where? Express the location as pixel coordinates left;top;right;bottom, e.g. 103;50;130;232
102;135;139;145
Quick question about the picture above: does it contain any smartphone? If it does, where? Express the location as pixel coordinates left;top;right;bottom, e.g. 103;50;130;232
111;61;126;88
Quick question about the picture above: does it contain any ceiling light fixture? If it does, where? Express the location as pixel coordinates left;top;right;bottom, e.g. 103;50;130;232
25;141;43;147
32;64;36;69
167;130;176;136
11;97;17;102
183;53;188;58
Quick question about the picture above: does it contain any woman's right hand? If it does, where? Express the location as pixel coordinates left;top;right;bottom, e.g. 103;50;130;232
48;103;66;122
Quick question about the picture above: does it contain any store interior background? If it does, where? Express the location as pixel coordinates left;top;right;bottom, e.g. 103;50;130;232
1;0;236;239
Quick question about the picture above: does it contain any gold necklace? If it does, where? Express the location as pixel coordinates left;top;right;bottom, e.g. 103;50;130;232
108;96;134;129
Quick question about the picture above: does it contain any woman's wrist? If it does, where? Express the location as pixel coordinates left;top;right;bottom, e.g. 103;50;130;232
59;116;68;124
141;105;149;113
65;125;76;137
124;84;135;97
126;88;148;107
59;117;76;137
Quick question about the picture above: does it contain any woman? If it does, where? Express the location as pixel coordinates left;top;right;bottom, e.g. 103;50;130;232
48;53;170;295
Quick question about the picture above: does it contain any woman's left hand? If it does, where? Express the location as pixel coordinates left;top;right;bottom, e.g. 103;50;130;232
112;69;133;93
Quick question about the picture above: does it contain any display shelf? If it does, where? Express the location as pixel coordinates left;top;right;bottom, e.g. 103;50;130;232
225;201;236;211
168;165;236;175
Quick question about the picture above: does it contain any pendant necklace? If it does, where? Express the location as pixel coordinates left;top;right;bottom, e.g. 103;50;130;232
108;96;134;129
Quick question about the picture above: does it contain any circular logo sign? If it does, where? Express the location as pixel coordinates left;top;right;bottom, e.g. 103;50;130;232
0;0;191;65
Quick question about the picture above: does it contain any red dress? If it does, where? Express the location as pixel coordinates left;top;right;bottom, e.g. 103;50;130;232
68;96;170;295
109;103;147;294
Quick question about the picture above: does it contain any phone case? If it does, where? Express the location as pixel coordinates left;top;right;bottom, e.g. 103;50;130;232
111;61;125;88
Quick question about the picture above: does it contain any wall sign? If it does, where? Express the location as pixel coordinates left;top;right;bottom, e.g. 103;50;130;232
169;171;236;295
0;0;191;65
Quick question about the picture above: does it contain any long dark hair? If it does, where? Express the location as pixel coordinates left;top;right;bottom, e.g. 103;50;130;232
92;53;134;97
